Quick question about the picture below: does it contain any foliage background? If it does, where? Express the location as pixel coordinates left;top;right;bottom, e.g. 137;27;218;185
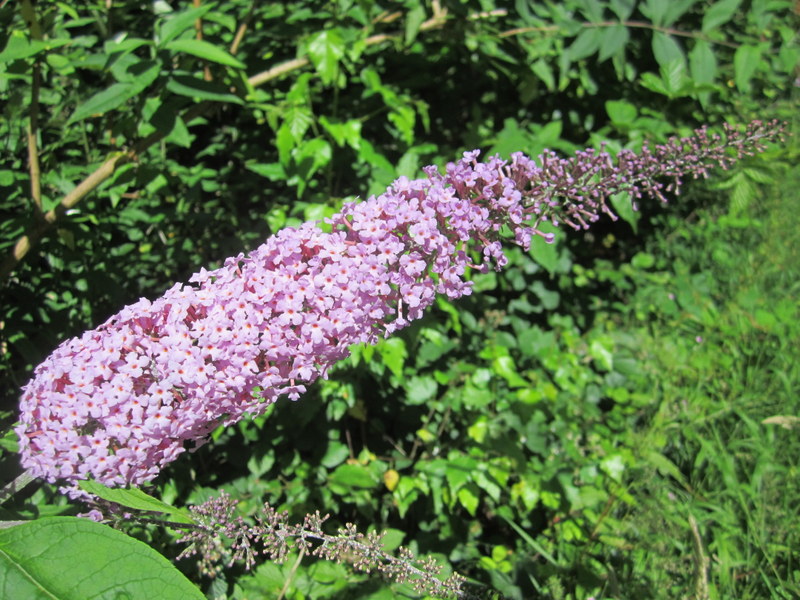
0;0;798;598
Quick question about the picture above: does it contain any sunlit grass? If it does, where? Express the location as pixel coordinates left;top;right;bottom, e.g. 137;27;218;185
618;166;800;599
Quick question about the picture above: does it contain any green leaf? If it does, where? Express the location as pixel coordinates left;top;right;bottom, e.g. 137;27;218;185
165;74;244;104
689;40;717;85
0;517;204;599
165;39;245;69
568;28;602;61
605;100;637;125
78;480;193;524
663;0;698;26
404;376;438;405
157;4;214;46
530;221;560;273
531;59;555;91
68;82;143;124
246;162;286;180
639;0;669;25
734;44;762;92
493;355;528;388
0;33;70;63
445;456;477;493
641;0;696;25
576;0;604;22
328;464;378;492
405;5;427;45
651;32;684;70
608;0;636;20
702;0;742;33
457;485;479;516
639;71;670;96
307;29;345;85
319;116;362;149
293;137;332;183
377;337;407;379
598;25;629;62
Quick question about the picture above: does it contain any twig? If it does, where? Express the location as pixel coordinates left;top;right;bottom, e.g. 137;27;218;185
193;0;213;81
230;0;257;56
20;0;43;217
0;470;36;505
500;19;740;49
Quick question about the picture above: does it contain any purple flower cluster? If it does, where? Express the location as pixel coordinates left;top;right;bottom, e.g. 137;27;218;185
16;120;782;492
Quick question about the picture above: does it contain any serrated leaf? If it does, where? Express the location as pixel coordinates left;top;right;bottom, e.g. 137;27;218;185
0;517;204;600
78;480;193;524
605;100;637;125
652;32;684;70
307;29;345;85
743;167;774;184
165;39;245;69
702;0;742;33
404;375;438;405
730;176;757;214
660;58;689;96
640;71;670;96
319;116;362;149
378;337;407;379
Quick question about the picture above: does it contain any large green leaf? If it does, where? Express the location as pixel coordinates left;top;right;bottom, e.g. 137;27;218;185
734;43;763;92
0;33;70;63
702;0;742;33
165;39;245;69
157;4;214;46
68;82;144;124
0;517;204;600
307;29;345;85
165;74;244;104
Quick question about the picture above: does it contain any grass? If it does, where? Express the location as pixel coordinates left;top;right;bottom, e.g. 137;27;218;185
612;164;800;599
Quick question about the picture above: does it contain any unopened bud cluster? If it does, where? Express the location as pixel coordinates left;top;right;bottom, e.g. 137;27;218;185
177;492;466;597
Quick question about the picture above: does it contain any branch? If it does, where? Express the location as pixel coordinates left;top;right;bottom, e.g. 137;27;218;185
500;19;740;49
20;0;43;217
0;470;36;505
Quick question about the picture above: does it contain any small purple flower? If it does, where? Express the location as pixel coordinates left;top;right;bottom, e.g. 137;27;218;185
16;120;784;493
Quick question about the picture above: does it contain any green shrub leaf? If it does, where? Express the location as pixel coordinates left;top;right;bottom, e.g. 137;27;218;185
165;39;245;69
0;517;204;600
